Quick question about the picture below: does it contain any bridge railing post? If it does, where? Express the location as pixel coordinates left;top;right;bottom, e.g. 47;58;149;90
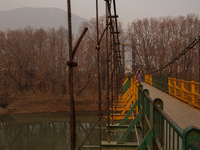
174;78;177;98
142;89;150;138
168;77;171;95
182;126;200;150
135;81;139;115
153;98;164;150
138;85;143;112
181;79;184;100
191;80;195;106
146;75;148;84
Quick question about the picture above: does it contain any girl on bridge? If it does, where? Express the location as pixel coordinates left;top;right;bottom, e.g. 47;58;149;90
136;69;142;84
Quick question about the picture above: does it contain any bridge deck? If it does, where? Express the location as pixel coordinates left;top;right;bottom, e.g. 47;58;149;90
142;82;200;129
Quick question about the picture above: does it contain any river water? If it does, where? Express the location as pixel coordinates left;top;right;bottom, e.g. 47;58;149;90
0;112;106;150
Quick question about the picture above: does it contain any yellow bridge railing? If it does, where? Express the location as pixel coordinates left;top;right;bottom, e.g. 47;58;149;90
144;75;200;109
168;77;200;109
145;74;152;85
111;75;139;120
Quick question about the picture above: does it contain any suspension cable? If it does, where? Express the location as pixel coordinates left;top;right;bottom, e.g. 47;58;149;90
149;36;200;74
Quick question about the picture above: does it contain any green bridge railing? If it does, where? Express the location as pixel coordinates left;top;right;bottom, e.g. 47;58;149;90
103;83;200;149
152;76;169;93
137;84;200;149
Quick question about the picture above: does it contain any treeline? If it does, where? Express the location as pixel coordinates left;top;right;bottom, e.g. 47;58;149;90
0;14;199;97
0;17;122;97
0;27;69;95
126;14;200;81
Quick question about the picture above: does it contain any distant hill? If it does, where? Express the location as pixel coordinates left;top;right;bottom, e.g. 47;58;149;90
0;7;87;34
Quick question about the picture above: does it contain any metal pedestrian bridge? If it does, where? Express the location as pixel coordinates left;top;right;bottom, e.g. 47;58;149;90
80;75;200;150
65;0;200;149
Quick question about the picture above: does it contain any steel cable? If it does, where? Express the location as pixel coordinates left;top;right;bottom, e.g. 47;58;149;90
149;36;200;74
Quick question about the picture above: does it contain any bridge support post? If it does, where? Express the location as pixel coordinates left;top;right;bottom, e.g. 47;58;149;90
143;89;149;138
191;80;195;106
182;126;200;150
174;78;177;97
138;85;143;112
181;79;184;100
153;98;164;150
168;77;171;95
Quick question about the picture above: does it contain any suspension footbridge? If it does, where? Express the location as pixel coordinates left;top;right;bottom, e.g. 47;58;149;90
65;0;200;149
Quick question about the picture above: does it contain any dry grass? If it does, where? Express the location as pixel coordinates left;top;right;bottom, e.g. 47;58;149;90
0;87;108;115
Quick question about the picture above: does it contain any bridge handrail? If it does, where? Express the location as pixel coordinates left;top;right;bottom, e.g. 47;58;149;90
156;104;183;137
138;84;200;149
144;75;200;109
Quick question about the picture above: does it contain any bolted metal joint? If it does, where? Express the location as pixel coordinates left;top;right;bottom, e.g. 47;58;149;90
107;60;111;63
105;96;109;99
67;61;78;67
106;132;112;143
96;45;100;51
97;112;103;116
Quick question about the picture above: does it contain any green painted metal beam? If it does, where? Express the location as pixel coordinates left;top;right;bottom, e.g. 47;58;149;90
102;141;138;150
137;129;153;150
119;99;138;125
120;76;131;94
118;109;142;144
109;124;135;131
82;145;99;149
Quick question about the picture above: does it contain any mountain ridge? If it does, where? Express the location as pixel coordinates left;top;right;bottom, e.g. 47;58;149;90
0;7;87;34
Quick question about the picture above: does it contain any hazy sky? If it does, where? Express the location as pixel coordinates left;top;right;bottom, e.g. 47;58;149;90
1;0;200;26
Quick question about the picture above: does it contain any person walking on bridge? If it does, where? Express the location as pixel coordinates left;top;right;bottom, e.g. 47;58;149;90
136;69;142;84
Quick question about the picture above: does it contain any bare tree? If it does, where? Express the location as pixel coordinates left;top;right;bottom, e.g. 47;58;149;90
126;14;200;81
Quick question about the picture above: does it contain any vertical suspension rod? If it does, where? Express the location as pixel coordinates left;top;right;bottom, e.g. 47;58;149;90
113;0;122;69
106;0;115;124
67;0;76;150
96;0;102;149
112;0;122;102
105;0;111;136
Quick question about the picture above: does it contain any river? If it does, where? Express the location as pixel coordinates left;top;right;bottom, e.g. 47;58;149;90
0;112;107;150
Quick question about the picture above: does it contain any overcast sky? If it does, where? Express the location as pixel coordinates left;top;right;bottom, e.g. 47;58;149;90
1;0;200;26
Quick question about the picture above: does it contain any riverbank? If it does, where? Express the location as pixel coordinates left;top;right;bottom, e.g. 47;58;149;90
0;94;104;115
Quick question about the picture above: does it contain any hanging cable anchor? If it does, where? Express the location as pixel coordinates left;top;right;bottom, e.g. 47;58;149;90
67;61;78;67
96;45;100;51
97;112;103;116
106;131;112;143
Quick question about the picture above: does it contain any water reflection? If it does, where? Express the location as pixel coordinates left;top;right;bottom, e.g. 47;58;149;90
0;112;104;150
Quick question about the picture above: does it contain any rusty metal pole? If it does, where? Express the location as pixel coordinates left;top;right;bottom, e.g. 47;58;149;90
110;37;114;125
115;45;118;106
122;42;125;77
113;41;117;111
105;0;111;142
96;0;102;149
132;42;134;74
67;0;76;150
106;0;114;124
111;70;114;124
199;42;200;83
